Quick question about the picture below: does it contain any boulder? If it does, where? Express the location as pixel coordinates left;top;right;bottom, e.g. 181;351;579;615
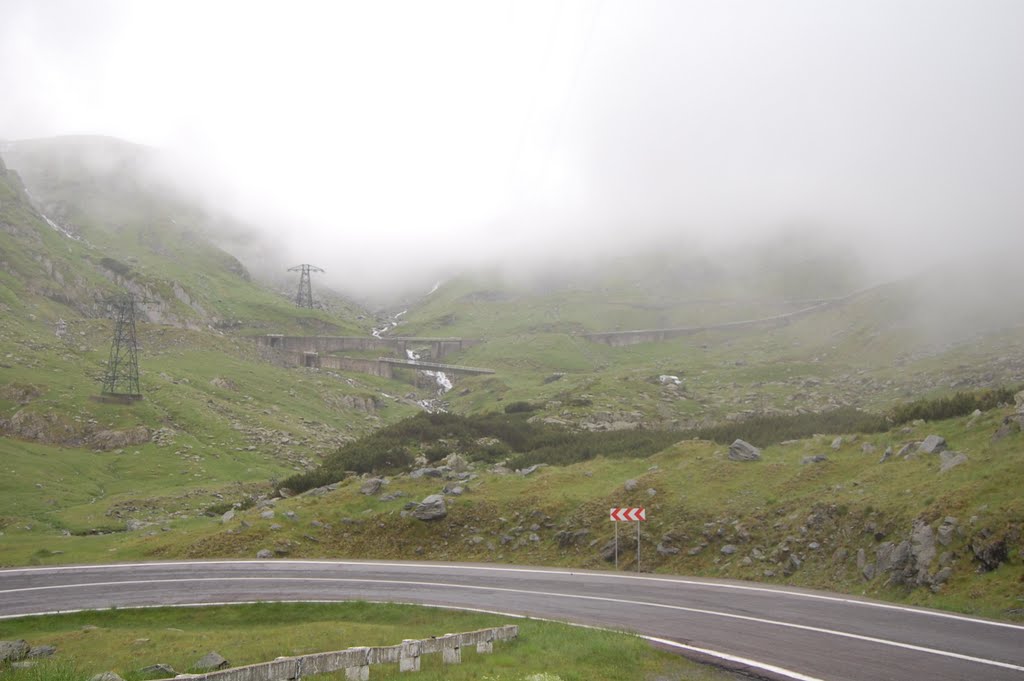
1015;389;1024;413
256;549;273;559
220;509;235;524
623;479;639;492
192;652;230;672
728;439;761;461
861;443;876;454
412;494;447;521
721;544;738;555
830;437;843;450
992;415;1023;441
801;455;828;465
878;446;893;463
410;467;442;479
27;645;56;658
918;435;947;454
656;543;680;556
90;673;125;681
360;478;383;495
0;640;30;663
939;451;968;473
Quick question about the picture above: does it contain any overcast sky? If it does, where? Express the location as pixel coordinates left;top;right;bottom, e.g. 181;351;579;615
2;1;1023;295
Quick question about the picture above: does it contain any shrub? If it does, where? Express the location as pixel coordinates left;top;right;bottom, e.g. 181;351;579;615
504;401;538;414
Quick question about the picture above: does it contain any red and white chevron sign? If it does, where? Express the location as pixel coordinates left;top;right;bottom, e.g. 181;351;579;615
609;507;646;522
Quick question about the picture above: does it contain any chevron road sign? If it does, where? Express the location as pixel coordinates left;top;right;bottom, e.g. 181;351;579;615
609;507;646;522
609;508;647;571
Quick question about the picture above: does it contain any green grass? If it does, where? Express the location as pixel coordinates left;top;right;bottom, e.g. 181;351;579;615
0;603;736;681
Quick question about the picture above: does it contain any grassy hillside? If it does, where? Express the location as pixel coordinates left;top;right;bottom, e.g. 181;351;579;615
4;398;1021;620
2;136;366;334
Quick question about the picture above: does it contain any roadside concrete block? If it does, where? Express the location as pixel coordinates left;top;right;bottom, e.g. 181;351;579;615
441;634;461;664
399;639;421;672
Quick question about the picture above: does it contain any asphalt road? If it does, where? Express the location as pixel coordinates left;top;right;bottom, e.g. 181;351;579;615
1;560;1021;680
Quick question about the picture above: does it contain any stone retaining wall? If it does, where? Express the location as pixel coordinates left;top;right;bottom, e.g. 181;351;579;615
177;625;518;681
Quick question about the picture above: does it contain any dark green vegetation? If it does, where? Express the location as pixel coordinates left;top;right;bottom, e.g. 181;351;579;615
280;411;684;493
284;385;1021;493
0;603;734;681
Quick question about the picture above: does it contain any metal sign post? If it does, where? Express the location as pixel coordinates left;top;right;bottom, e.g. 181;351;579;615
610;507;646;572
614;521;619;568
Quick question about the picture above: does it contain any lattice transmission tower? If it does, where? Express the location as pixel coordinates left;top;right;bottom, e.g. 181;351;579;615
99;293;146;400
287;264;324;308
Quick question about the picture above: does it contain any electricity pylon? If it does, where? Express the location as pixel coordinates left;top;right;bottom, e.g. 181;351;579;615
99;293;146;399
287;264;324;308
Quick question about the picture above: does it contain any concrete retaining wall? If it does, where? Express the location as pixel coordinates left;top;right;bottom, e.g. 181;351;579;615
256;336;480;361
176;625;518;680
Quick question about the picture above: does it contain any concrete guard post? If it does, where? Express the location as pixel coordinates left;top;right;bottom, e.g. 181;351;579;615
441;634;462;664
399;639;421;672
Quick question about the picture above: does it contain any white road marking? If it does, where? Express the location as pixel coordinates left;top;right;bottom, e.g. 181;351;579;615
2;576;1022;673
3;559;1021;631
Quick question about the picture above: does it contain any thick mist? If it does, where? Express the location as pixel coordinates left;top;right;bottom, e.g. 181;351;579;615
2;1;1023;303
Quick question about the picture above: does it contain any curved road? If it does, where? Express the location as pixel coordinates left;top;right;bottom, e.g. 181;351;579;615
1;560;1021;680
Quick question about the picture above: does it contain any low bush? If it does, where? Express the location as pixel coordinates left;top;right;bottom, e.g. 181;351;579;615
887;386;1018;425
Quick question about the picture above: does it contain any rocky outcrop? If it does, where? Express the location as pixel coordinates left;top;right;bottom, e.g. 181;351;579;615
728;439;761;461
864;519;945;588
91;426;151;451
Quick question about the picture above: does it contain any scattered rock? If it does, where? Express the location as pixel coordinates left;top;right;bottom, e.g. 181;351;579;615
830;437;843;450
646;488;657;497
210;377;237;391
918;435;947;454
220;510;235;524
90;673;125;681
519;464;544;477
624;479;639;492
27;645;56;658
801;455;828;465
896;442;918;459
554;529;590;547
192;652;230;672
938;451;968;473
411;495;447;521
138;663;177;678
721;544;738;555
410;467;442;479
656;543;680;556
0;640;30;663
260;510;274;519
256;549;273;559
1015;389;1024;413
861;443;876;454
878;446;893;463
728;439;761;461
